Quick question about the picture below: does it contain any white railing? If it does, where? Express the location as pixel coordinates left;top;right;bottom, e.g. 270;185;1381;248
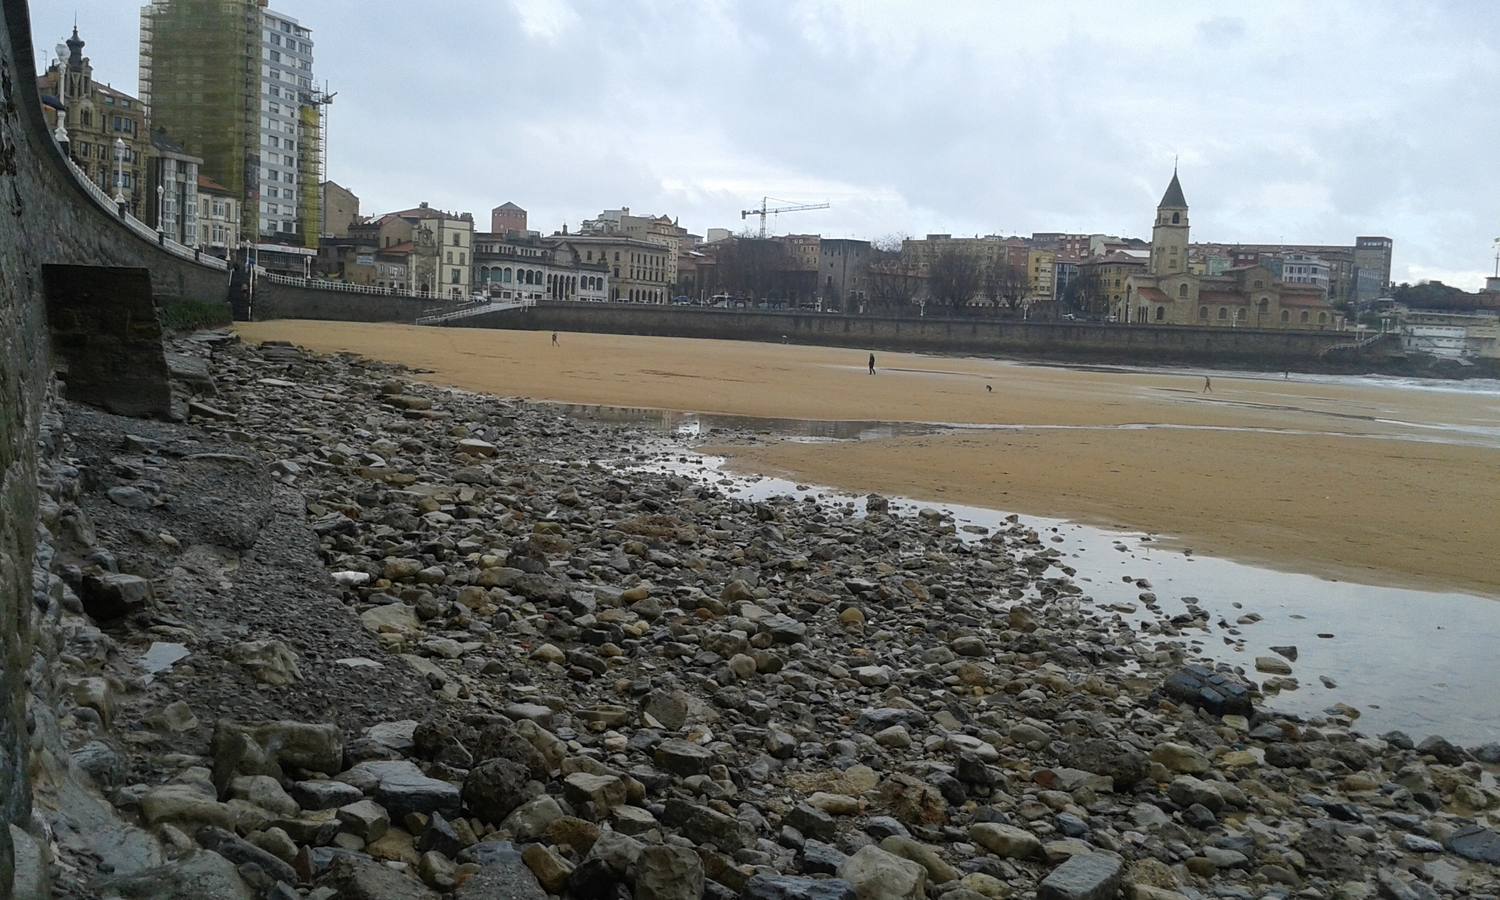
415;298;536;325
63;157;229;272
262;273;457;301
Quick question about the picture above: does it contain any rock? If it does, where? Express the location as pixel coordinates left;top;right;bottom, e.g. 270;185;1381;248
194;825;300;887
635;845;705;900
1037;853;1124;900
655;738;715;776
663;798;756;852
1160;665;1253;717
213;720;342;789
1167;776;1224;812
336;799;390;841
462;758;534;823
502;796;566;840
141;781;236;829
742;875;858;900
1269;644;1298;661
227;775;298;816
291;779;363;811
1444;825;1500;865
838;845;926;900
1254;656;1293;675
1063;738;1147;789
226;639;302;685
642;688;690;730
79;572;153;619
107;485;155;509
360;602;420;634
318;854;439;899
1150;742;1209;775
340;760;461;819
562;772;627;816
95;850;255;899
786;803;838;841
876;774;946;826
969;822;1042;859
874;726;911;749
1417;735;1468;765
521;843;574;893
879;835;960;884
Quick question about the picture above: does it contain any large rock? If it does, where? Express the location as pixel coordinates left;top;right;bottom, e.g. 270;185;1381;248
226;639;302;685
1150;742;1210;775
741;875;858;900
1445;826;1500;865
634;845;705;900
213;720;342;790
94;850;254;899
663;798;757;852
78;572;153;620
1160;665;1254;717
655;738;716;776
969;822;1042;859
140;782;235;829
562;772;627;816
340;759;461;819
837;845;926;900
194;825;299;887
462;758;534;823
1037;853;1124;900
318;854;440;900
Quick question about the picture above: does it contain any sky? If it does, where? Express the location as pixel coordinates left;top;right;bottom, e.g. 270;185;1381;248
31;0;1500;289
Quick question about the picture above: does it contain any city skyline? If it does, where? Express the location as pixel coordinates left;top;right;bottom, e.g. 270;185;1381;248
32;0;1499;290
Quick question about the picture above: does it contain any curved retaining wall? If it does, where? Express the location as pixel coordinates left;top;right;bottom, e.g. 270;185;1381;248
447;302;1380;366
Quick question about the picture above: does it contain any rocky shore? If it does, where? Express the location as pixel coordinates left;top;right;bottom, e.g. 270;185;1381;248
23;332;1498;899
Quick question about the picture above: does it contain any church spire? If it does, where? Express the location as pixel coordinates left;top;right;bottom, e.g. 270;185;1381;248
66;25;85;70
1158;168;1187;209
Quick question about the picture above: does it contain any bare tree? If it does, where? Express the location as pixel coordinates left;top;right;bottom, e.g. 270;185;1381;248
989;261;1030;311
709;238;794;304
927;248;983;312
1064;268;1108;318
867;234;926;313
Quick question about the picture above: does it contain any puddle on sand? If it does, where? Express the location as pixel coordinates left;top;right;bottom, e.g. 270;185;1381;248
620;449;1500;747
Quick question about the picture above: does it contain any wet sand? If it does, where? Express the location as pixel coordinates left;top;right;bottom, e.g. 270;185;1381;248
237;321;1500;596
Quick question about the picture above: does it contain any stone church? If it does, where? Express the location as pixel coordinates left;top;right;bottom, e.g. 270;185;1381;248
1123;171;1343;330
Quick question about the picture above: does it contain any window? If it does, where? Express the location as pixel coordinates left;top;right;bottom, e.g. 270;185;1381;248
1199;306;1208;320
1236;308;1247;321
459;252;465;265
1318;312;1328;324
1171;212;1180;224
1281;310;1290;323
445;252;453;264
451;269;461;283
1254;280;1264;289
1300;311;1310;323
452;233;460;246
1178;283;1187;298
1155;306;1165;321
1218;307;1228;320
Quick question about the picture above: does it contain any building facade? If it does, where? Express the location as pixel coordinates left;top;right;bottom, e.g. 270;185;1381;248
198;175;241;257
145;129;200;245
819;239;872;310
490;202;528;235
371;204;474;297
140;1;321;245
1123;171;1342;330
39;28;150;215
321;181;359;237
556;235;671;303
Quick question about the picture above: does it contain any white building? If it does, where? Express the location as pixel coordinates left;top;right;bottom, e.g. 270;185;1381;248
258;8;315;240
1273;252;1331;292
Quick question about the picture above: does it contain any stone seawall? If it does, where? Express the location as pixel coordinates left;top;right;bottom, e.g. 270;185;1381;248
253;280;430;324
448;302;1381;366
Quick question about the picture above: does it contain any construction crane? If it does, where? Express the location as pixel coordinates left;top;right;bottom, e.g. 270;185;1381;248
740;196;830;239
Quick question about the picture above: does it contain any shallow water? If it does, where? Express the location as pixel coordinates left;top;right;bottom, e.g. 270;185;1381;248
622;449;1500;746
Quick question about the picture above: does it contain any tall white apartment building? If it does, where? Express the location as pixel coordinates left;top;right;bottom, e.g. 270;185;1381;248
258;8;314;240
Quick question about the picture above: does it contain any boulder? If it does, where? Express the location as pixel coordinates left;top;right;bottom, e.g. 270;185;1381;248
837;845;926;900
462;758;534;823
634;845;705;900
340;759;461;819
969;822;1042;859
1037;853;1124;900
741;875;858;900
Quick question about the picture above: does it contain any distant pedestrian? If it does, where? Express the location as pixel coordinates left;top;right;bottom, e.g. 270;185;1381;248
1202;376;1212;393
551;332;559;347
868;353;876;375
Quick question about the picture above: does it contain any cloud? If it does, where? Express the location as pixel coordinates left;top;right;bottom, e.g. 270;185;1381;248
28;1;1500;290
510;0;579;43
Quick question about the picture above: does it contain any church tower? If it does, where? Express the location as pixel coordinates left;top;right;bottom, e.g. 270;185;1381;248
1149;167;1189;276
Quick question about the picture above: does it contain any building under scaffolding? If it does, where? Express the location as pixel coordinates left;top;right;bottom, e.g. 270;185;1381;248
139;0;323;247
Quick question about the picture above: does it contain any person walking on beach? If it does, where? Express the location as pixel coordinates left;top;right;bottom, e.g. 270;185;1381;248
868;353;876;375
1202;375;1212;393
551;332;559;347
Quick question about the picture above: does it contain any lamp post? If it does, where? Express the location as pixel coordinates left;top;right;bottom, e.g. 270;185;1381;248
52;42;70;148
156;183;166;239
112;138;126;209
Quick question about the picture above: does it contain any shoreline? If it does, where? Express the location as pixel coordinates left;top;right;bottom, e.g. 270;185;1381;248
235;321;1500;599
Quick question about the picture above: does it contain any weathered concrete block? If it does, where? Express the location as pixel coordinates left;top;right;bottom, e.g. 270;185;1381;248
44;265;172;418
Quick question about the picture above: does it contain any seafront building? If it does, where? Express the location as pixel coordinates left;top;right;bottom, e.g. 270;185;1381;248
140;0;324;246
1123;171;1343;329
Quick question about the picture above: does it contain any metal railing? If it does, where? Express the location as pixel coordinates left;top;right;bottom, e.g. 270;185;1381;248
64;156;229;272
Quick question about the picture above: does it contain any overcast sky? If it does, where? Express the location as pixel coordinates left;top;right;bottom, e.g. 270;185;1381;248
33;0;1500;289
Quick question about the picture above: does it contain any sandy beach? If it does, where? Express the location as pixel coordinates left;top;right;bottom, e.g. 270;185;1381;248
237;320;1500;596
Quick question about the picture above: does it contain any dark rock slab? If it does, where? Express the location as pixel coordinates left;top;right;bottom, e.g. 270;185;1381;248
1037;853;1124;900
1160;664;1254;717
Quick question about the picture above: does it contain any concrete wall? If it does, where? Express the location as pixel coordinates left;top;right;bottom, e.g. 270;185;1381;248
253;280;431;323
449;302;1379;366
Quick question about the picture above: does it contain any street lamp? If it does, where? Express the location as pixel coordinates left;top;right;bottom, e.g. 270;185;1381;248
156;183;165;237
52;42;70;147
112;138;126;207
